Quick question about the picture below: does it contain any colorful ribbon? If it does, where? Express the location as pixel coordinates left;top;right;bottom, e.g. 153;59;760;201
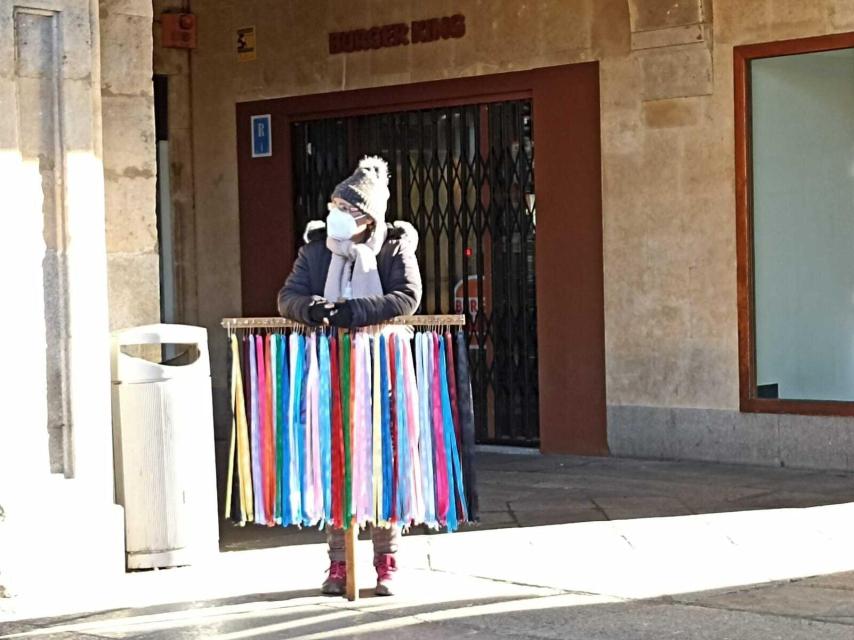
227;327;473;533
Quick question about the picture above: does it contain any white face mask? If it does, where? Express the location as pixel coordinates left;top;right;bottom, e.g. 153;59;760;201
326;207;358;241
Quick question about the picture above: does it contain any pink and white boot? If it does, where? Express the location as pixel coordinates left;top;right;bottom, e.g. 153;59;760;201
321;561;347;596
374;553;397;596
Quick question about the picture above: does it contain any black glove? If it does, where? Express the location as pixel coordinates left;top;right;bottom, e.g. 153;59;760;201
307;299;333;326
329;301;354;327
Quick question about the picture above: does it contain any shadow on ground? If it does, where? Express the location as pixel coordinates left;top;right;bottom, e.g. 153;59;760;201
220;452;854;551
4;570;854;640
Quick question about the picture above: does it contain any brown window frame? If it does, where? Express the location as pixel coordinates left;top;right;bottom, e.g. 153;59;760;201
735;31;854;416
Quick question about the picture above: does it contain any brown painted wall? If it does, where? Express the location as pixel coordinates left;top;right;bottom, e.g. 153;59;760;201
532;63;606;455
235;102;294;317
236;64;607;454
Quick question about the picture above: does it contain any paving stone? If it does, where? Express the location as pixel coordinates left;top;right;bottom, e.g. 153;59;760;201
467;512;518;529
592;495;693;520
461;600;854;640
507;493;595;510
507;507;607;527
0;623;107;640
219;522;325;552
799;571;854;592
723;490;841;511
0;621;39;634
684;582;854;621
753;471;854;496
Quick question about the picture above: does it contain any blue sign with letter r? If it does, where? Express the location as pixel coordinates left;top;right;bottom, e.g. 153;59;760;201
251;114;272;158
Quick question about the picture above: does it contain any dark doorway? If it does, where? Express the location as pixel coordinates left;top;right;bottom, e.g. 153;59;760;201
154;74;176;325
291;100;538;445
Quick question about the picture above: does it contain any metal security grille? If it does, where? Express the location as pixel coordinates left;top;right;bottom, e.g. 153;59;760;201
291;100;538;445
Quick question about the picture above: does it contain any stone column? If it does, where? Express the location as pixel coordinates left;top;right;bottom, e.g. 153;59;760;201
0;0;125;597
100;0;160;333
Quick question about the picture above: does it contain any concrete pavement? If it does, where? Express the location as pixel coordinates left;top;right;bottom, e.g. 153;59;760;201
3;451;854;638
3;570;854;639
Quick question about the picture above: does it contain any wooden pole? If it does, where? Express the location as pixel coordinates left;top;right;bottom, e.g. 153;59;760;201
345;520;358;601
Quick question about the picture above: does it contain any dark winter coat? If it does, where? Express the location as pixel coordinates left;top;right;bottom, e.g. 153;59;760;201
277;221;422;327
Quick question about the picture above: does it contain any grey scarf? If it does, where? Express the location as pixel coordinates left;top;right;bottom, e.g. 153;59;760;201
323;234;384;302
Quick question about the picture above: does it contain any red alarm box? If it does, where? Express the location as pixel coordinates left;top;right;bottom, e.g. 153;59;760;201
161;13;197;49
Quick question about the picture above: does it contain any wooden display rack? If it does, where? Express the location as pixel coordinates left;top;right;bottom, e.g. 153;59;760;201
221;314;465;600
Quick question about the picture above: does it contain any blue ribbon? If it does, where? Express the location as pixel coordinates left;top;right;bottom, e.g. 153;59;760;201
379;335;393;522
290;334;305;525
439;335;466;532
319;332;332;524
301;335;313;525
416;333;436;526
395;335;411;523
277;334;291;526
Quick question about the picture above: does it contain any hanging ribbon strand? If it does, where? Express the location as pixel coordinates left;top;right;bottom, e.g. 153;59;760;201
222;315;476;533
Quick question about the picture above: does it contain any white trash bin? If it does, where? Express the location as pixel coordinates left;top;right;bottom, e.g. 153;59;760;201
110;324;219;569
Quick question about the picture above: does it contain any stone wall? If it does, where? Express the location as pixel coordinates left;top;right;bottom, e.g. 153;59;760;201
100;0;159;331
607;1;854;469
160;0;854;466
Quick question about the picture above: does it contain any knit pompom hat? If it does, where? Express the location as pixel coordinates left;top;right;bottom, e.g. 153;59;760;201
331;156;390;224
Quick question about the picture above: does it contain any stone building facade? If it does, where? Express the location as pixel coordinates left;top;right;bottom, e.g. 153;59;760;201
172;0;854;470
2;0;854;595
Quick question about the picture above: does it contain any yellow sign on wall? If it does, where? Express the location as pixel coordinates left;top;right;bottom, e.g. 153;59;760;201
237;26;256;62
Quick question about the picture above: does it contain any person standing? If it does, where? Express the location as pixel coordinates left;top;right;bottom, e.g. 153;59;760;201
277;156;422;596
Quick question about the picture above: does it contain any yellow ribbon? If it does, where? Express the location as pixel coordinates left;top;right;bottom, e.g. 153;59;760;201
229;334;254;522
